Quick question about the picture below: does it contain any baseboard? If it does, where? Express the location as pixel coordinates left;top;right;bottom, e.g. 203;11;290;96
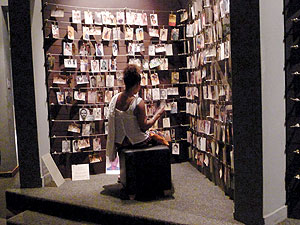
0;166;19;178
264;205;287;225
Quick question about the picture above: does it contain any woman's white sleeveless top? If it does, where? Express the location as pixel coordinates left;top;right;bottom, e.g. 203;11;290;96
114;96;148;145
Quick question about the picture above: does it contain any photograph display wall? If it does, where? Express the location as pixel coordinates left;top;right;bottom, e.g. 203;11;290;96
183;0;233;198
42;0;189;178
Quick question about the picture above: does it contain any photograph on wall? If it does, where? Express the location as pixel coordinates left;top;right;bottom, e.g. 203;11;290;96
170;128;175;140
152;88;160;100
64;58;77;68
142;59;149;71
51;8;64;17
102;27;111;41
136;28;144;41
96;75;105;87
51;24;59;39
132;12;138;25
82;123;91;136
83;26;90;41
56;92;65;105
63;42;72;56
109;59;117;71
148;44;155;56
112;42;118;56
146;104;154;116
100;59;108;72
67;25;75;40
129;58;141;68
125;27;134;40
136;13;143;25
170;101;178;114
106;155;120;175
171;72;180;84
95;43;104;57
159;28;168;41
72;10;81;23
150;73;160;85
47;54;55;70
93;108;102;121
180;10;188;22
155;44;166;53
160;89;168;100
149;28;159;37
89;27;101;36
78;138;90;149
144;89;152;101
106;75;115;87
127;42;135;56
140;72;148;86
94;12;102;25
150;13;158;26
171;28;179;41
149;58;161;69
65;91;73;104
112;27;121;40
163;130;171;142
74;91;86;101
163;117;170;128
68;123;81;133
53;76;66;84
109;12;117;25
169;13;176;26
79;108;90;121
88;90;97;104
159;58;168;70
101;11;109;25
104;90;113;103
93;138;102;151
172;143;180;155
116;71;124;86
116;11;125;24
165;44;173;56
91;59;100;73
72;140;80;153
89;76;97;88
141;12;148;26
84;11;93;24
76;74;89;84
126;11;133;25
80;59;88;72
186;24;194;37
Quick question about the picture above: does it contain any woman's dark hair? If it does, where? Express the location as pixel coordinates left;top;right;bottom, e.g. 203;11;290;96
123;65;141;90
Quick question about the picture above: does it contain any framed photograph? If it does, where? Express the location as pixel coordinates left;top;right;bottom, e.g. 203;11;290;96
84;11;93;24
94;12;102;25
141;12;148;26
100;59;108;72
126;11;134;25
102;27;111;41
93;138;102;151
82;26;90;40
56;92;64;105
89;75;97;88
149;28;159;37
140;72;148;86
169;14;176;26
68;123;81;133
150;14;158;26
106;75;115;87
65;91;73;104
93;108;102;121
112;43;118;56
63;42;72;56
52;24;59;39
159;28;168;41
74;91;86;101
172;143;180;155
51;8;64;18
82;124;91;136
91;60;100;73
136;28;144;41
125;27;134;40
80;59;88;72
112;27;121;40
64;59;77;68
116;11;125;24
72;10;81;23
109;59;117;71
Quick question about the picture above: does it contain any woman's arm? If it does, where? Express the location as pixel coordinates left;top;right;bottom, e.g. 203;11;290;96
135;99;165;132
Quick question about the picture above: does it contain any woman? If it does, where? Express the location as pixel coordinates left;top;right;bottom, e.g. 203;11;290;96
106;65;165;161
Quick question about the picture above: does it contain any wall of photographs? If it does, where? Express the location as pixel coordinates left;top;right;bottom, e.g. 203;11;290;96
42;0;190;178
284;0;300;217
183;0;233;198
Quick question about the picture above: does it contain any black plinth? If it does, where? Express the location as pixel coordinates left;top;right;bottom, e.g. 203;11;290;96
119;145;171;196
